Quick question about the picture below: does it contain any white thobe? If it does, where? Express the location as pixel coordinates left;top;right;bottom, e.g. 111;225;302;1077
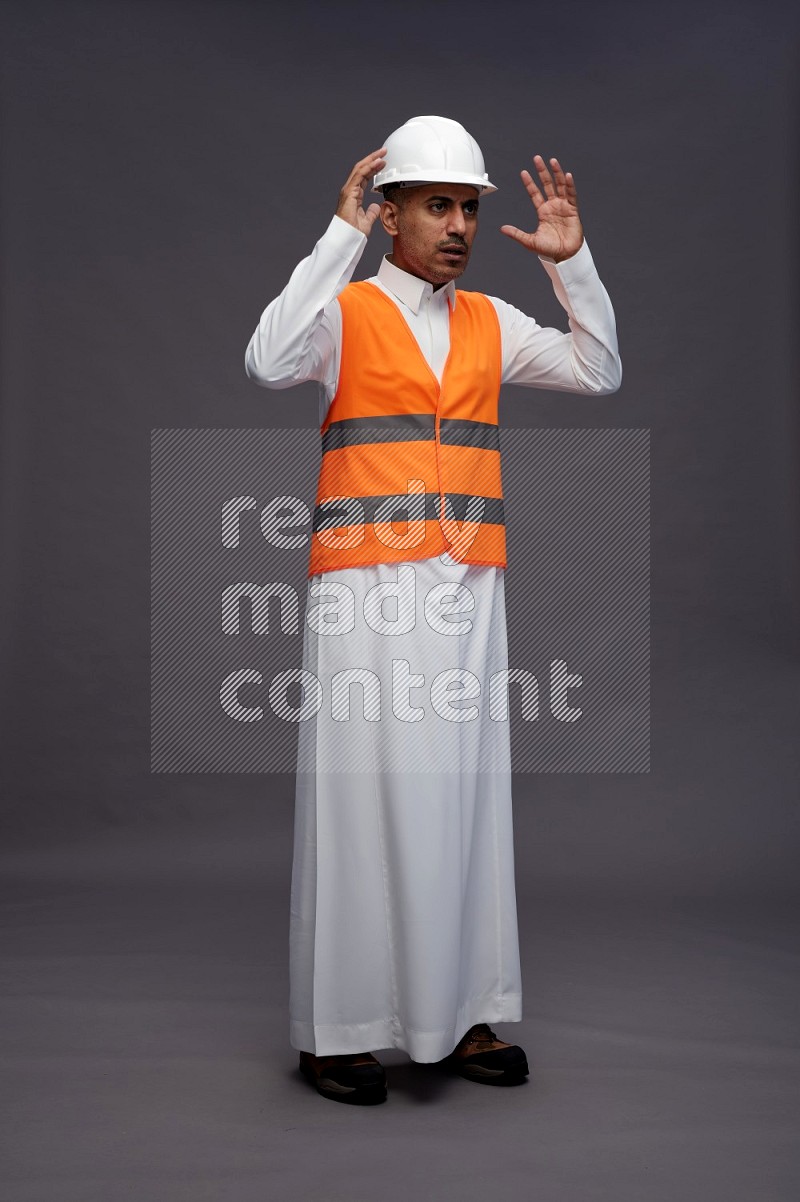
245;215;621;1060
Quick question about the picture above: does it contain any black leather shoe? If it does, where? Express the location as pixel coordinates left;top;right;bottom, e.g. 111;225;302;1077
446;1023;529;1085
298;1050;387;1105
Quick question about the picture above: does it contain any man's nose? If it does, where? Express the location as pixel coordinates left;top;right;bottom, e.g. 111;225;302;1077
446;208;467;236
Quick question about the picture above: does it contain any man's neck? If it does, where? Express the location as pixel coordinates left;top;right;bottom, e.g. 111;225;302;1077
386;253;448;292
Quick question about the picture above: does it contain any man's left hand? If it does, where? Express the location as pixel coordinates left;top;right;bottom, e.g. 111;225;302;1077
500;155;584;263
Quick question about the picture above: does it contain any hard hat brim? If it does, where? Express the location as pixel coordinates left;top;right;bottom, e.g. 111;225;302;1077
372;168;497;195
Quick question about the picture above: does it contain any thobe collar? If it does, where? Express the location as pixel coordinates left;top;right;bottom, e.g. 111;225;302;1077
376;254;457;316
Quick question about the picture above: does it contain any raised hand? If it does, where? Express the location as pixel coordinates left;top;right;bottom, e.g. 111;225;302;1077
336;148;388;236
500;155;584;263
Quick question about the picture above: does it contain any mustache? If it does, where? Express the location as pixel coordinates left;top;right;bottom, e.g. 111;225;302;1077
438;238;468;251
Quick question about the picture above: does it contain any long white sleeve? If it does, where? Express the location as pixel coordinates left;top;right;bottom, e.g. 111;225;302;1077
244;215;366;391
488;239;622;395
244;220;621;401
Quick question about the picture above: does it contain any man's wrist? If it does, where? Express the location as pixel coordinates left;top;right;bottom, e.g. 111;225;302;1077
538;237;594;283
330;212;367;245
539;236;585;265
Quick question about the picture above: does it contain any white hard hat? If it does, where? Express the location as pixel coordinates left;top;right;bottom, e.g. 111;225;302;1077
372;115;497;195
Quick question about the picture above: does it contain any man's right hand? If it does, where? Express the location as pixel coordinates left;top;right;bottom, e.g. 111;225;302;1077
336;148;387;235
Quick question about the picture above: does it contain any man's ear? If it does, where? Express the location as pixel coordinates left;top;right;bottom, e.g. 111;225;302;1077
380;199;400;237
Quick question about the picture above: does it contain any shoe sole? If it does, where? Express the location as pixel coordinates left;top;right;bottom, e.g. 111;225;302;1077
450;1055;530;1086
459;1064;529;1085
299;1059;388;1105
458;1067;526;1086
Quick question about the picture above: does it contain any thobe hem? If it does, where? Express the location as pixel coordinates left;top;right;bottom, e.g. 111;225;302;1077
289;991;522;1063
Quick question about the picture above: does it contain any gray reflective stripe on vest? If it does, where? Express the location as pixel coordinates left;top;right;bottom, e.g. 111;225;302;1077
321;415;500;453
313;492;505;532
438;419;500;451
322;414;434;451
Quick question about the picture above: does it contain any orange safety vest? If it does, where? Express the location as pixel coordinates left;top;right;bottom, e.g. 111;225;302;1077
307;279;506;578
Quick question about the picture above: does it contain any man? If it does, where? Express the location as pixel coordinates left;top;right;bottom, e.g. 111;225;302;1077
245;115;621;1105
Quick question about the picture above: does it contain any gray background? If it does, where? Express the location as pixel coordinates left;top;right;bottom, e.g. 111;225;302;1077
1;0;798;1198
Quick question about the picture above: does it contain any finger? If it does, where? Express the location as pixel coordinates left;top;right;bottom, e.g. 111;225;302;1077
345;148;388;187
354;147;388;171
364;203;382;230
564;170;578;207
549;156;568;198
532;154;556;199
499;224;533;247
548;158;579;210
520;169;544;210
347;160;387;198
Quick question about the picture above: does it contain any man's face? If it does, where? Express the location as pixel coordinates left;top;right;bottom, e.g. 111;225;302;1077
380;183;480;288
